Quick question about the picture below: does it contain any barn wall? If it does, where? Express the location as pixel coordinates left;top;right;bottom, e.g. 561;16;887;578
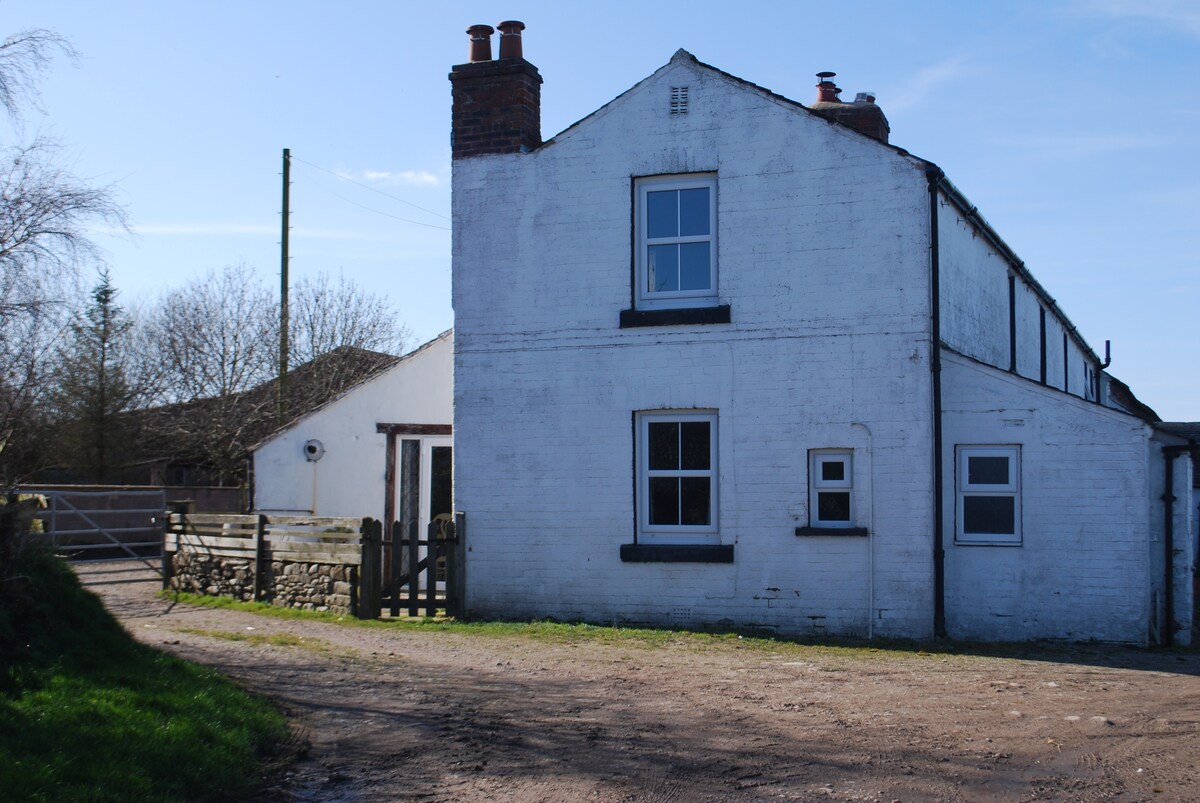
253;333;453;519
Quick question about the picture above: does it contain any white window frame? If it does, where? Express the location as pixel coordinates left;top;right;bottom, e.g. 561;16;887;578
809;449;854;528
635;174;718;310
636;410;719;542
956;445;1021;545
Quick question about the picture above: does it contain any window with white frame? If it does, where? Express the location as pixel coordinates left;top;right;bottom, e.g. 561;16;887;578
637;411;718;540
810;450;853;528
636;175;717;309
956;445;1021;544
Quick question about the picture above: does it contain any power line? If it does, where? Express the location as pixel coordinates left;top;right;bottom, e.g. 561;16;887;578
303;178;450;231
290;155;450;221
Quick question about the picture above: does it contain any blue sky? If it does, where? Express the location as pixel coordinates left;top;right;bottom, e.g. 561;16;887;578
5;1;1198;419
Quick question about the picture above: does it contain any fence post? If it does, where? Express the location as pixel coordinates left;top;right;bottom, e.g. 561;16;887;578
407;519;419;617
425;521;438;617
253;514;267;602
358;517;381;619
389;520;402;618
50;495;58;550
448;512;466;618
160;511;173;591
443;519;457;618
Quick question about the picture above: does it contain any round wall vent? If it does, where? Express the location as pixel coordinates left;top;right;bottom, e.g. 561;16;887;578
303;439;325;462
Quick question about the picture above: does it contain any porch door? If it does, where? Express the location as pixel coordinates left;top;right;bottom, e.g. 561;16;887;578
420;437;453;540
400;436;451;590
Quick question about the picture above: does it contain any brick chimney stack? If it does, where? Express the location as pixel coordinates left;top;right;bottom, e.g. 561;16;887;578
450;21;542;159
809;71;890;144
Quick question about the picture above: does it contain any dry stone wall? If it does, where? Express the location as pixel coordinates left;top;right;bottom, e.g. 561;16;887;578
170;551;357;615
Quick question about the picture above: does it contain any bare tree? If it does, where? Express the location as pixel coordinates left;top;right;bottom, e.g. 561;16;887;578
146;263;276;403
0;29;76;128
0;30;126;485
136;266;408;485
289;272;412;365
0;140;126;312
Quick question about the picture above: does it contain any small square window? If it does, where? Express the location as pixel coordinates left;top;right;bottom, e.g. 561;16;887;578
956;445;1021;545
637;411;718;542
810;450;854;528
635;175;717;310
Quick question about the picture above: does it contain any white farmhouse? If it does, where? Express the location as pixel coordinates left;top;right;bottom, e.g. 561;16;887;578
449;23;1195;644
252;330;453;533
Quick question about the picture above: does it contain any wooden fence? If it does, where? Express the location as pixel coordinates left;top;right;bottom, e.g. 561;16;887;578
164;512;464;619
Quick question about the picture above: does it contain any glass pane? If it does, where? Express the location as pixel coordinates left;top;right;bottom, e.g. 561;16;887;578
678;187;710;236
429;446;453;521
648;244;679;292
649;477;679;525
648;422;679;470
646;190;678;238
818;491;851;521
680;421;710;470
680;477;711;525
678;242;711;291
820;460;845;482
963;496;1015;534
968;456;1009;485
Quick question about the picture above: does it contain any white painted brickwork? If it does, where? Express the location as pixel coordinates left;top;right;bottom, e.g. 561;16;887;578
454;54;936;638
936;197;1098;401
452;51;1180;643
940;351;1163;644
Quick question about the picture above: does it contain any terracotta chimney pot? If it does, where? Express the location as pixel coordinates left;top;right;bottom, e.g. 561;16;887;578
497;20;525;60
815;71;841;103
467;24;494;62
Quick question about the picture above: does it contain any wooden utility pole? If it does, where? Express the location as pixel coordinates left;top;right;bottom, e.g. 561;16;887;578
278;148;291;420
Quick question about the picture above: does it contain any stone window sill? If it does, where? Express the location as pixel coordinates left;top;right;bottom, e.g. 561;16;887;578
619;305;731;328
619;544;734;563
794;526;869;537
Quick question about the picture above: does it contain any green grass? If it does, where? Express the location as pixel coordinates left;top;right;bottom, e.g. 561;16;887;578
1;550;289;802
163;590;1194;670
162;589;950;659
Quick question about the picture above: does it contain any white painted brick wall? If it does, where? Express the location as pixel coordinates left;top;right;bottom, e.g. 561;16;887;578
941;350;1156;643
454;55;936;638
452;52;1167;644
937;196;1098;402
253;333;453;519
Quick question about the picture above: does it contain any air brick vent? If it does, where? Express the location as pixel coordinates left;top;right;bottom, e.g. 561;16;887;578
670;86;689;115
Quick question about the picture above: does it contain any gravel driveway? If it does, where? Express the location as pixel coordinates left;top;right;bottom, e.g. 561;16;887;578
90;570;1200;802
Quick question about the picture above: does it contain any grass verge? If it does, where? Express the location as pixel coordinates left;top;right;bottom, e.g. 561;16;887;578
1;550;289;802
162;590;1193;670
161;589;961;660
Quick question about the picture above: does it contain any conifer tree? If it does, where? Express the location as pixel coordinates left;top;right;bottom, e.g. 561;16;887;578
49;270;137;481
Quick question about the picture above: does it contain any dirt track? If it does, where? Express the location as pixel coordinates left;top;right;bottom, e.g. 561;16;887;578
92;572;1200;802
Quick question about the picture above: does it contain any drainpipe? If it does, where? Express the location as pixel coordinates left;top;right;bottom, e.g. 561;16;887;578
927;164;947;639
1161;441;1198;647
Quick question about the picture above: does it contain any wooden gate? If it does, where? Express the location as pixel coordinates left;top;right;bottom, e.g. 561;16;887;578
359;512;465;619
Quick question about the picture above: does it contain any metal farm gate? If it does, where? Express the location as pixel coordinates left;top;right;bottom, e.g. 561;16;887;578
26;488;167;585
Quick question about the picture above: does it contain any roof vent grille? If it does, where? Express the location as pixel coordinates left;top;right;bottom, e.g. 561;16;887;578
670;86;689;115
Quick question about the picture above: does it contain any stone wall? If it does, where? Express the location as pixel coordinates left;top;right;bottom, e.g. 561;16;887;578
170;551;357;615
